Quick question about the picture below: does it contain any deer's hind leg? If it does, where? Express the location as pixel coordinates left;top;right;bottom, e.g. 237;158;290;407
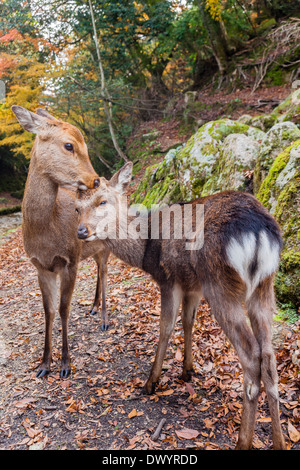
90;251;109;331
246;277;286;450
208;295;262;450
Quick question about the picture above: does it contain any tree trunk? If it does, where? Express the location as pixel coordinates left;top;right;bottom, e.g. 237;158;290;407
197;0;228;75
88;0;129;162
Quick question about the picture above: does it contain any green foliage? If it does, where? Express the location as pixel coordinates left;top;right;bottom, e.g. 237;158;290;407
1;0;300;179
274;303;300;324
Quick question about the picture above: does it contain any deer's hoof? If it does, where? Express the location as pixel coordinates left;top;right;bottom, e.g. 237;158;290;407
180;368;194;382
36;368;50;378
101;323;109;331
143;379;156;395
89;309;98;316
60;367;71;379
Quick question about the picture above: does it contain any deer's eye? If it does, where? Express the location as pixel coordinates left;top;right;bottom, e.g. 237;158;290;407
64;143;74;152
99;200;107;206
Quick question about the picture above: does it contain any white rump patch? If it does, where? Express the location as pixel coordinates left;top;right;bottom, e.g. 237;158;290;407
226;230;280;299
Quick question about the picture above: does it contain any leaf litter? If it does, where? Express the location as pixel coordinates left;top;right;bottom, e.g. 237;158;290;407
0;229;299;450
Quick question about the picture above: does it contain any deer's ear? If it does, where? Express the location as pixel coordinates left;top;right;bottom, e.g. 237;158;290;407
109;162;133;194
36;108;59;121
11;105;48;134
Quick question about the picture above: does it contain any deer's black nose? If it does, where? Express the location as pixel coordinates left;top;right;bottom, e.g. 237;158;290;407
77;224;89;239
94;178;100;188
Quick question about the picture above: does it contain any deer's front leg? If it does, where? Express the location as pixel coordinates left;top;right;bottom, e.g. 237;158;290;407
36;269;58;377
144;284;182;394
180;292;200;382
59;265;77;378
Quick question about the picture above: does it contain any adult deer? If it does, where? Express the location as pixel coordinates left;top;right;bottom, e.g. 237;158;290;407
76;162;286;450
12;105;110;379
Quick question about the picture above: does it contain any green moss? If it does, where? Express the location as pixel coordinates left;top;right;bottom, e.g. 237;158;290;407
206;119;249;141
0;205;22;216
274;302;300;324
256;145;292;207
140;176;182;207
257;139;300;310
130;163;159;204
266;66;284;86
273;96;292;115
250;113;277;131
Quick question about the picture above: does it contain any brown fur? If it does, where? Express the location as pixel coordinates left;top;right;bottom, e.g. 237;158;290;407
12;106;110;378
76;163;286;450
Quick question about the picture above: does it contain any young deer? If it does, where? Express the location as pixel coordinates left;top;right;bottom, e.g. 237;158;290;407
12;105;110;379
76;162;286;450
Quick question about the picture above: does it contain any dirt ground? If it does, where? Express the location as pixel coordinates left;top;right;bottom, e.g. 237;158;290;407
0;228;299;452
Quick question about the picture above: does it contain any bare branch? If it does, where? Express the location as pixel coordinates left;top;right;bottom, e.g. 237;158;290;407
88;0;129;162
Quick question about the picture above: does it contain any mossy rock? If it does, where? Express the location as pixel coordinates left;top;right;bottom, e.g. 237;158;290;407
257;140;300;309
253;121;300;193
240;87;300;133
175;119;264;200
249;113;277;131
131;163;160;205
131;119;265;205
202;133;260;195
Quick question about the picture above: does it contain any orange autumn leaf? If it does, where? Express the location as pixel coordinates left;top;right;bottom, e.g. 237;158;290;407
257;417;272;423
157;389;174;396
128;409;137;418
128;409;143;418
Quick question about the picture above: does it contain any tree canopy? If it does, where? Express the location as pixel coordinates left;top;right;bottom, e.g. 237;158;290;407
0;0;299;178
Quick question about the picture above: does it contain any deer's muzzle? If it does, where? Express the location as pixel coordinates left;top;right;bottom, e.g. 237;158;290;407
77;224;89;239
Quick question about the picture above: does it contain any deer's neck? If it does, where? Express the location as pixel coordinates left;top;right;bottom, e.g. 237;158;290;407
106;237;147;270
22;149;58;227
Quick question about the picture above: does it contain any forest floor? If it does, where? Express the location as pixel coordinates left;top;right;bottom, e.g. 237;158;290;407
0;229;299;451
0;83;299;452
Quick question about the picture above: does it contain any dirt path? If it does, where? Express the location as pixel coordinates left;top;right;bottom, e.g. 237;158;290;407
0;229;299;451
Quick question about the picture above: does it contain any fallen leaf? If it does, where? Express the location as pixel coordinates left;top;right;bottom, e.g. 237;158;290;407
252;437;264;449
128;409;137;419
157;389;174;396
204;418;216;429
175;347;182;361
185;382;196;397
98;355;107;362
257;417;272;423
78;299;91;306
288;420;300;443
14;398;36;409
175;428;199;440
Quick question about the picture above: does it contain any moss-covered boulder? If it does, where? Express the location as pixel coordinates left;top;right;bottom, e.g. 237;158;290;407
253;121;300;193
257;140;300;308
131;119;265;205
202;133;260;195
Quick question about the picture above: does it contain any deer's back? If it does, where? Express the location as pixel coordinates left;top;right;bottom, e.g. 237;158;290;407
142;191;282;297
